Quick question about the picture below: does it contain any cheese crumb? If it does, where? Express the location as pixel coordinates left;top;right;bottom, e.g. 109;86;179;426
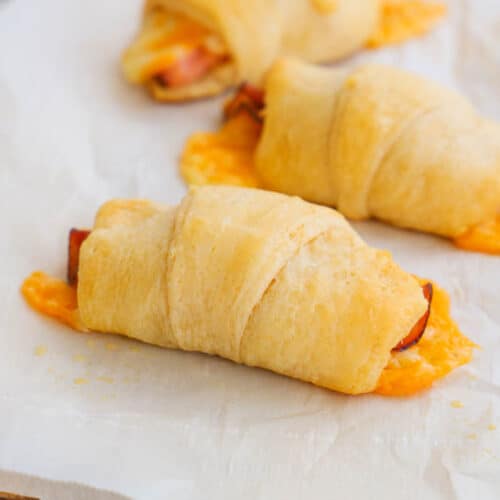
97;376;114;384
34;345;47;357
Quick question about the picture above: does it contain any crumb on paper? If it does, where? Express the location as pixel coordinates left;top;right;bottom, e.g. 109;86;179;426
34;345;47;357
106;343;119;352
73;377;88;385
72;354;86;363
466;433;477;440
123;376;141;384
86;339;96;349
451;400;464;409
129;345;141;352
97;376;114;384
488;424;497;431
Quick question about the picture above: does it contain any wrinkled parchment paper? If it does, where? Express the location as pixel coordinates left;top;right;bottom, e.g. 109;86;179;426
1;1;499;498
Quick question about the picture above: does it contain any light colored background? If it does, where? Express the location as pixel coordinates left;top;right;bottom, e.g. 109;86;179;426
1;1;499;499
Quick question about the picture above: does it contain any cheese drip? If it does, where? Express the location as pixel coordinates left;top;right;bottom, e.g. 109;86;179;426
376;280;475;396
181;113;261;188
22;272;84;331
367;0;446;48
454;215;500;255
181;113;262;188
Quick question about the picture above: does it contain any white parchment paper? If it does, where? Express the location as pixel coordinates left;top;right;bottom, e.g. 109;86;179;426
1;1;499;498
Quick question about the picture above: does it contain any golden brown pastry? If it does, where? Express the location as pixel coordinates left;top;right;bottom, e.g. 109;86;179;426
181;59;500;253
122;0;444;101
22;186;474;396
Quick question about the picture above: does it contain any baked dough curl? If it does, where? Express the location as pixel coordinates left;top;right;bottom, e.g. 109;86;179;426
78;186;427;394
256;59;500;238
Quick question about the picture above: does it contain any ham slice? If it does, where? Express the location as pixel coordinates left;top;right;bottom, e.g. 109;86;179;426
224;83;265;123
67;229;90;285
393;283;433;351
155;47;226;88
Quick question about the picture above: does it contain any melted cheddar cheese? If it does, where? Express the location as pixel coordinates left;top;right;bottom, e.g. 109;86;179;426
22;271;84;331
310;0;338;14
367;0;446;49
123;8;226;85
376;280;475;396
453;215;500;255
181;113;262;188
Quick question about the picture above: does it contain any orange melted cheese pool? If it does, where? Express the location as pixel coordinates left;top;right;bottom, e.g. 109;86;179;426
22;272;84;331
454;215;500;255
376;281;475;396
368;0;446;48
123;8;225;84
21;270;474;396
181;113;262;188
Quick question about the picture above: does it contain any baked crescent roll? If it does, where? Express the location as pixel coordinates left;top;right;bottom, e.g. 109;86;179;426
181;59;500;253
22;187;474;396
122;0;445;101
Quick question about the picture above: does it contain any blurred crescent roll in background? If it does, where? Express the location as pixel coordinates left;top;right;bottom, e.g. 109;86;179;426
122;0;445;101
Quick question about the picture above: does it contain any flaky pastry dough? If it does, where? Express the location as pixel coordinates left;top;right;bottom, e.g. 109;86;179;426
256;59;500;238
77;186;428;394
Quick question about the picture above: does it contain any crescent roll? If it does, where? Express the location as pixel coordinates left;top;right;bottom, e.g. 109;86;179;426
22;186;474;396
122;0;445;101
181;59;500;253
